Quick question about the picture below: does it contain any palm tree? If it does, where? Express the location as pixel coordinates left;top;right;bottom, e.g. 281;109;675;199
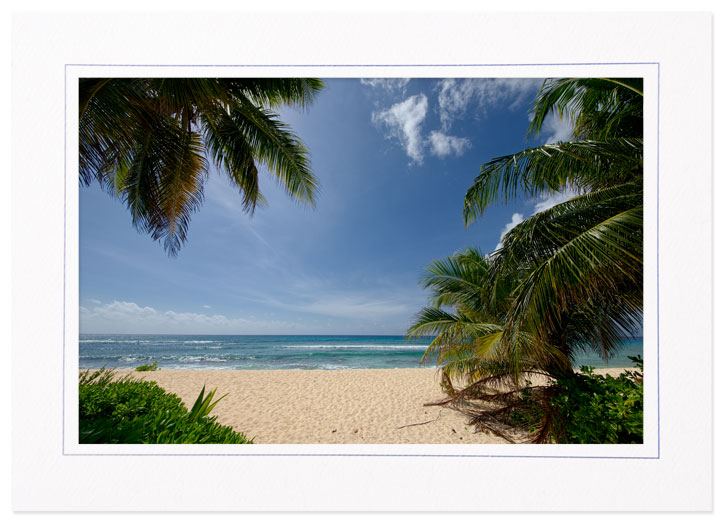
465;78;643;374
79;78;323;255
408;78;643;442
408;247;571;386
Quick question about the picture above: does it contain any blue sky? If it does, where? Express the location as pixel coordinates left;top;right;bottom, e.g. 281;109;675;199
79;78;574;335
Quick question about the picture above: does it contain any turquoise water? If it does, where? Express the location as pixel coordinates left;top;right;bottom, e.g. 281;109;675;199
79;334;643;370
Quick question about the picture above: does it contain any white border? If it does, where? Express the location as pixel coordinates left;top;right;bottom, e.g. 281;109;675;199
13;12;712;511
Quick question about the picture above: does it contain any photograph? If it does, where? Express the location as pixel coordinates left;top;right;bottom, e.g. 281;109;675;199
11;10;714;512
77;76;645;446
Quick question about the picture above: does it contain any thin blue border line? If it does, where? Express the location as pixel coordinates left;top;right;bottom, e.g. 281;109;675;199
65;63;659;459
61;453;658;459
63;66;67;454
67;62;659;67
656;63;661;459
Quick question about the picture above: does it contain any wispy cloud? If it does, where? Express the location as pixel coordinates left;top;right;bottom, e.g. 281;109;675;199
437;78;541;131
372;94;429;165
203;174;276;251
428;130;471;158
274;293;412;320
80;300;303;335
249;271;425;321
360;78;410;94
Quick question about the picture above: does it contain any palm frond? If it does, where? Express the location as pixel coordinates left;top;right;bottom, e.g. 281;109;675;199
528;78;643;140
222;78;324;109
500;200;643;354
79;77;321;255
221;98;318;206
463;139;642;225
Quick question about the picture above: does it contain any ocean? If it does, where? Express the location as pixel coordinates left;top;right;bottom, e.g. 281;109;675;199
79;334;643;371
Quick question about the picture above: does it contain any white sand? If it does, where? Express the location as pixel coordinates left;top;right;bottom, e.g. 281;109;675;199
116;367;632;444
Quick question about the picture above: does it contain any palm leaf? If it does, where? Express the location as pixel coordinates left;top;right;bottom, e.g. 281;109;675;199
79;78;322;255
528;78;643;140
463;139;642;225
226;97;318;206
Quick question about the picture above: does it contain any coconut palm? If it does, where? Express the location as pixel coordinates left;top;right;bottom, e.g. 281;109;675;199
408;247;570;392
408;78;643;441
465;78;643;375
79;78;323;255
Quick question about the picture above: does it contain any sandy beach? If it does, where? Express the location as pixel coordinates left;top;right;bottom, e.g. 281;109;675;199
110;367;632;444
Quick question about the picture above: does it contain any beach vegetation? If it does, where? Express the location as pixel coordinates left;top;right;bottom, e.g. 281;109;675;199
187;385;228;422
79;78;323;255
506;357;643;444
79;368;253;444
546;358;643;444
134;361;158;371
409;78;644;443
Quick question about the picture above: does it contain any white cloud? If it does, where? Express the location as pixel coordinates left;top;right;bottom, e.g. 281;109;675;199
202;304;211;309
428;130;471;158
372;94;429;165
437;78;541;131
80;290;424;335
493;188;581;252
367;79;541;165
532;187;580;214
360;78;410;93
80;300;301;335
541;114;574;144
499;78;546;109
495;212;525;250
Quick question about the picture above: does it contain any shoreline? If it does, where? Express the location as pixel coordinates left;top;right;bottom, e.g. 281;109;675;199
83;367;634;444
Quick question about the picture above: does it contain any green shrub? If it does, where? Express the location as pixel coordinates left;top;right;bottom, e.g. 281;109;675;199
79;369;253;444
505;356;643;443
135;361;159;371
548;356;644;444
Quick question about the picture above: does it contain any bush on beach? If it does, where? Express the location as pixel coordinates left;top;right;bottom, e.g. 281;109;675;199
79;369;253;444
549;357;643;444
510;356;644;444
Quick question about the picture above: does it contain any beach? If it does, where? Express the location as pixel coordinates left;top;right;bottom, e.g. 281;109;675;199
112;367;632;444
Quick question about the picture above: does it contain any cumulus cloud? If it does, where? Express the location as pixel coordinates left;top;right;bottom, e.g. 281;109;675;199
541;114;574;144
372;94;429;165
367;78;541;165
428;130;471;158
495;212;525;250
437;78;541;131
